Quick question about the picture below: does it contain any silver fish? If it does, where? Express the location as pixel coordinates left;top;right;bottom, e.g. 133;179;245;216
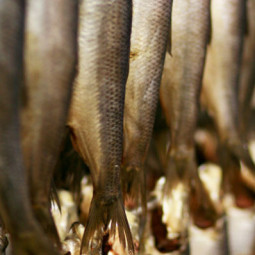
21;0;78;246
122;0;172;246
68;0;133;254
160;0;215;247
0;1;59;254
202;0;255;192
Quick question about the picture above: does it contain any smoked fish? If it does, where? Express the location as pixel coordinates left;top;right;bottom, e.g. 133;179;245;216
202;0;255;191
0;1;59;254
160;0;215;245
22;0;78;246
68;0;133;254
122;0;172;244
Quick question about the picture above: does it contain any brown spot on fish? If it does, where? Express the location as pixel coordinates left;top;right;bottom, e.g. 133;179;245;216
129;50;139;60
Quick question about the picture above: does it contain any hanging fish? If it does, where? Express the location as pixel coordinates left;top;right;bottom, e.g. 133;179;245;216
68;0;134;253
122;0;172;247
22;0;78;246
0;1;61;254
202;0;255;192
160;0;215;250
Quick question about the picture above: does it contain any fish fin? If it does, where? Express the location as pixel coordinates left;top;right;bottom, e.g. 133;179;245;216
162;155;189;240
50;180;61;213
121;167;147;248
164;153;217;228
122;167;146;209
80;194;134;255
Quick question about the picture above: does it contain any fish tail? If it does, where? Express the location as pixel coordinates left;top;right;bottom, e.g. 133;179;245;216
122;167;147;245
80;194;134;255
164;153;190;196
164;152;217;228
139;168;147;252
122;167;147;212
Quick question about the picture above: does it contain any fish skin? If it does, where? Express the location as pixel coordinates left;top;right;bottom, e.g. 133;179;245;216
122;0;172;200
122;0;172;247
160;0;215;242
202;0;255;191
68;0;133;254
0;1;60;254
203;0;245;145
238;0;255;140
22;0;78;245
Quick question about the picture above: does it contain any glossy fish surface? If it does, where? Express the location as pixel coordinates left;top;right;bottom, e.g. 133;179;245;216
22;0;78;245
0;1;60;254
160;0;214;246
202;0;255;191
68;0;133;254
122;0;172;222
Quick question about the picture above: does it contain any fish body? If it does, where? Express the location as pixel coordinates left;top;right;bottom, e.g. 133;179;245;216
123;0;172;196
202;0;255;191
0;1;60;254
122;0;172;248
68;0;133;253
160;0;213;245
22;0;78;244
203;0;245;145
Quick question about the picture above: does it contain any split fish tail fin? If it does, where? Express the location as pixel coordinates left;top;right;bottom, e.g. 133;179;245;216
139;168;147;253
80;194;134;255
121;166;147;250
164;152;217;229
